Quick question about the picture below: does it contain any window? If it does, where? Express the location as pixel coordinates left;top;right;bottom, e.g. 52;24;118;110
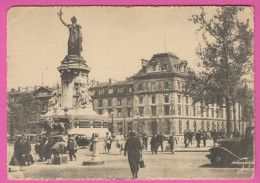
164;95;169;103
98;109;103;115
139;107;144;117
201;106;204;117
118;122;123;133
185;106;189;116
216;109;219;118
207;121;210;132
127;98;132;106
211;108;215;118
179;120;182;133
162;64;167;70
128;122;133;131
139;97;143;105
220;109;224;118
128;86;133;93
138;84;144;91
178;105;182;116
99;88;104;95
176;65;179;70
177;81;181;90
193;106;196;116
185;96;189;104
118;87;124;93
151;106;157;116
186;121;189;130
108;88;113;94
117;108;122;118
178;95;181;103
152;95;156;104
230;110;233;119
206;108;209;117
98;100;103;107
164;82;169;89
152;65;156;71
211;104;215;107
117;99;122;106
108;99;112;107
151;83;156;91
164;105;170;115
201;121;205;131
194;121;197;132
127;108;131;117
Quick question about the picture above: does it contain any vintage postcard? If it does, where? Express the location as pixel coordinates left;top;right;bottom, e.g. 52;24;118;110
6;6;255;180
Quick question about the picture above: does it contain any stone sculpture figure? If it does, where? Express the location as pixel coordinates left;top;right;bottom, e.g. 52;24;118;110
58;9;83;56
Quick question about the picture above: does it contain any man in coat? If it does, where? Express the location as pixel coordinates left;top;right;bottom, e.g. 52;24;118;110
150;134;158;154
195;130;202;148
156;132;164;152
67;134;77;161
124;131;142;179
168;132;175;154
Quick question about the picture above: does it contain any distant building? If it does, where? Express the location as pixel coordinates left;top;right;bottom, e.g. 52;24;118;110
89;52;248;137
8;86;55;134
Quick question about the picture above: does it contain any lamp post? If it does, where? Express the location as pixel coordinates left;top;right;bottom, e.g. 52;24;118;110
110;110;114;137
136;113;140;136
123;115;126;140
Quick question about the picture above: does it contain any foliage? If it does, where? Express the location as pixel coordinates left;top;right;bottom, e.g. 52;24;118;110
7;93;40;134
188;7;254;135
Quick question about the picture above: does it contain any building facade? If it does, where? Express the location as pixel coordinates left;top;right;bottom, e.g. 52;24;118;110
90;53;247;137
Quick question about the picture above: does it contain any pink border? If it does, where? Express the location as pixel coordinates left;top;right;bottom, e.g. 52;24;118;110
0;0;259;183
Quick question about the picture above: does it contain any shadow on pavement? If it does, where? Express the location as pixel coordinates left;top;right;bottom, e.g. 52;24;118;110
200;164;254;168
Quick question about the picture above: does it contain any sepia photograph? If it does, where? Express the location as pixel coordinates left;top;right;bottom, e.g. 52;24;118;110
6;6;255;180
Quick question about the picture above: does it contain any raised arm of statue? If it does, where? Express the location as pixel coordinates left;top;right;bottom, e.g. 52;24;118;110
58;9;68;27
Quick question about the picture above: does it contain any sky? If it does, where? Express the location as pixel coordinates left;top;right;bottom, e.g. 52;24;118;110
7;6;254;90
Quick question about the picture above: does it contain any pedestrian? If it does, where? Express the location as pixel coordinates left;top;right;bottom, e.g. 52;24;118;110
51;140;66;160
168;132;175;154
188;130;193;146
233;129;240;138
67;134;77;161
142;134;148;151
202;130;207;147
22;134;34;165
212;129;218;146
156;132;164;152
105;132;111;154
150;134;158;154
184;130;188;148
10;136;25;170
44;138;55;164
124;131;142;179
195;130;201;148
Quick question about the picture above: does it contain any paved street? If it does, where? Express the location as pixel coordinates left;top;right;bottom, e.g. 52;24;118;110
7;143;254;180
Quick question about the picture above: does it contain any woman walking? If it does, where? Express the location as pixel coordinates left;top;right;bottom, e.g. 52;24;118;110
124;131;142;179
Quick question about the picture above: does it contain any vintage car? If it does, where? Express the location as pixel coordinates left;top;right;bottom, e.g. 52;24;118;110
71;134;91;147
206;126;254;167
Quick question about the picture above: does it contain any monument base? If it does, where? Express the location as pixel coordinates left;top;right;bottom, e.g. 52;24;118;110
82;157;105;166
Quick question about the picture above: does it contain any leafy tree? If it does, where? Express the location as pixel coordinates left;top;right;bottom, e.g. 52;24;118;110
189;7;254;137
7;93;40;135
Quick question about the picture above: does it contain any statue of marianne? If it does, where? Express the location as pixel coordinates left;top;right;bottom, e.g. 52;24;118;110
58;9;83;56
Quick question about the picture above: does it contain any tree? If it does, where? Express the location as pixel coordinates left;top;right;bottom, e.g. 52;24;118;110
189;7;254;137
7;93;40;135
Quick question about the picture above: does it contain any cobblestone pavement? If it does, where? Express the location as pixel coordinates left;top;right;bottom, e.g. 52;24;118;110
7;143;254;180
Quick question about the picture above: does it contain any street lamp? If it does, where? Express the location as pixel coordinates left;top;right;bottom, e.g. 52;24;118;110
110;109;114;137
123;115;126;140
136;113;140;136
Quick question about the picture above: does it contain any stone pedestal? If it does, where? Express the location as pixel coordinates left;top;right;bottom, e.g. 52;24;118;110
83;136;105;166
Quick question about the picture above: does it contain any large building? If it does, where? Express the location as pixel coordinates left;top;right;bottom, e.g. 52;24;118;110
89;52;248;137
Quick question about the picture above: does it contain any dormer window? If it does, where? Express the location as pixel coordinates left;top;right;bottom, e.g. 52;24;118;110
152;65;156;71
176;65;179;70
162;64;167;71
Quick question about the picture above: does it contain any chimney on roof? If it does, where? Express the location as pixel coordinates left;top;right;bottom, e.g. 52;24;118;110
141;59;148;72
109;78;112;85
18;87;20;92
11;88;15;92
26;86;28;92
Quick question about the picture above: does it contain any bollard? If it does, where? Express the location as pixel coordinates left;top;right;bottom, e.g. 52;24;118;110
83;133;105;166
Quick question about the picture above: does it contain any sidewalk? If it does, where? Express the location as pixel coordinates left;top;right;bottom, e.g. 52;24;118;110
144;139;214;153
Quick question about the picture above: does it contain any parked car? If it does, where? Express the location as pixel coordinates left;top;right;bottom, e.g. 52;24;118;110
206;126;254;167
73;134;91;147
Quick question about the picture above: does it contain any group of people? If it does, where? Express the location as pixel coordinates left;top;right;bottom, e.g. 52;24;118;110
150;132;175;154
10;134;34;170
184;130;213;148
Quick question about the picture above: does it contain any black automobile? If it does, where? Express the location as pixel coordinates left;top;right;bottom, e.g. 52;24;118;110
206;126;254;167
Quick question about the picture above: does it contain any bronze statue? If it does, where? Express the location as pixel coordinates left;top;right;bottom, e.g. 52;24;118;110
58;9;83;56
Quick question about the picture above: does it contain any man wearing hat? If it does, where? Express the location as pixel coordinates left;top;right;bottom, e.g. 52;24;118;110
124;131;142;179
